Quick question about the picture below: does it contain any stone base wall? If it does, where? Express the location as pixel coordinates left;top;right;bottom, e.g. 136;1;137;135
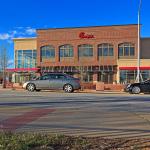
96;82;124;91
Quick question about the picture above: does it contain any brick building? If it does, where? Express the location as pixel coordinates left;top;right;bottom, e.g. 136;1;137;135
12;24;150;84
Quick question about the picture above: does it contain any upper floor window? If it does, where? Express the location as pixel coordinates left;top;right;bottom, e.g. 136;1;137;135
98;43;114;56
15;49;37;68
118;43;135;57
78;44;93;57
59;44;73;57
41;45;55;60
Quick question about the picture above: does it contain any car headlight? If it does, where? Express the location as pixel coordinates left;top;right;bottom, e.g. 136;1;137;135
126;84;131;89
23;82;29;89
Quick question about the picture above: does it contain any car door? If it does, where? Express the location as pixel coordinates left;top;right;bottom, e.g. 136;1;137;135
35;75;50;89
140;80;150;92
49;74;66;89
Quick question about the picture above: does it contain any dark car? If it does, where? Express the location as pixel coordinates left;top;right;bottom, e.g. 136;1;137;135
23;73;81;93
127;79;150;94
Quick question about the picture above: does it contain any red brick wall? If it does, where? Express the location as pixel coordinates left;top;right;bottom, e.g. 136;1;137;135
96;82;125;91
37;25;138;68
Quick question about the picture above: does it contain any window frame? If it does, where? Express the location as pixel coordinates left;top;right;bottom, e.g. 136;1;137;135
78;44;93;57
40;45;55;59
118;43;135;58
98;43;114;57
59;44;74;58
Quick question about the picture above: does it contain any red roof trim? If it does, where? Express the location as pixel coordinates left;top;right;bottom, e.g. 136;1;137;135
119;67;150;70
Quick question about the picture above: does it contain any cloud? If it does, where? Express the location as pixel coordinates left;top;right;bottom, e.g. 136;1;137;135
0;27;36;42
12;30;17;35
7;59;14;68
25;28;36;35
8;59;14;65
0;33;11;40
16;26;24;29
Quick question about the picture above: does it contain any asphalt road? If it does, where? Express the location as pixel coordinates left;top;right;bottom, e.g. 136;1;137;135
0;90;150;138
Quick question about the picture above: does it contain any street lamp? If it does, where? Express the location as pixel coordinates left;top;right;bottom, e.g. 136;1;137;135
136;0;142;83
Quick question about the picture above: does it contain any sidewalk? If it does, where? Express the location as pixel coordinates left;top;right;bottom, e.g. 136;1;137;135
79;89;126;94
0;86;126;94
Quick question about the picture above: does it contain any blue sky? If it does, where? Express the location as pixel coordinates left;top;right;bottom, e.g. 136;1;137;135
0;0;149;68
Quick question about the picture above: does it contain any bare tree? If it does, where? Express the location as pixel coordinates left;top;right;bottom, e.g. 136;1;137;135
0;43;10;88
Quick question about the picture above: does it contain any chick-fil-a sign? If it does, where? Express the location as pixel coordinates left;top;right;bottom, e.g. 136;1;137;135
79;32;95;39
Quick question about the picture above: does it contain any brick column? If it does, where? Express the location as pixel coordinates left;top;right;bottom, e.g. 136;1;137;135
93;73;98;85
93;44;98;61
113;42;118;62
55;46;59;63
74;45;78;62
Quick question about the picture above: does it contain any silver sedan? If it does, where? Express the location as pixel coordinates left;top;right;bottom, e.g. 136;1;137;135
23;73;81;93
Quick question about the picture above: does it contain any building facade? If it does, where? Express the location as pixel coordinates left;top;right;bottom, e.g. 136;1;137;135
12;24;150;84
13;38;38;83
36;24;138;84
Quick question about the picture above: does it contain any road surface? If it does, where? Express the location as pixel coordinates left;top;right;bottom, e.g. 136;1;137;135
0;90;150;138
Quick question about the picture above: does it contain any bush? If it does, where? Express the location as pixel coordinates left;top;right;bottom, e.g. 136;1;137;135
0;132;90;150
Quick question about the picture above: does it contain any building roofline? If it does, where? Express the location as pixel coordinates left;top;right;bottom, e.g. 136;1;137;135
141;37;150;39
13;37;36;41
37;24;138;31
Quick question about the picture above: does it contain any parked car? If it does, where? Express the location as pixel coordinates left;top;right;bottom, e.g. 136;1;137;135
124;83;131;92
126;79;150;94
23;73;81;93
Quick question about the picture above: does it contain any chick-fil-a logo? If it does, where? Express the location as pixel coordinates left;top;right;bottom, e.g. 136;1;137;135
79;32;95;39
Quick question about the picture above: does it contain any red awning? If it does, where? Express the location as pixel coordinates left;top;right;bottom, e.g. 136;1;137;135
119;67;150;70
6;68;40;72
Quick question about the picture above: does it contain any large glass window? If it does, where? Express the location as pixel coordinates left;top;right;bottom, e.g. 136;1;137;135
59;44;73;57
41;45;55;61
119;70;150;84
81;72;93;82
15;50;37;68
98;72;114;83
98;43;114;56
118;43;135;58
78;44;93;57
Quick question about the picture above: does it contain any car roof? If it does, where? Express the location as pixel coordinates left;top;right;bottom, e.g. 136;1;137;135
43;73;67;76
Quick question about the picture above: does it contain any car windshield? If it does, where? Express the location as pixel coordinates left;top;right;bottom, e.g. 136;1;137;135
143;79;150;83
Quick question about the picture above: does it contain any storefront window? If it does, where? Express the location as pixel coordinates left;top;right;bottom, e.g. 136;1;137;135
98;72;113;83
59;44;73;57
82;72;93;82
120;70;150;84
141;71;149;81
98;43;114;56
78;44;93;57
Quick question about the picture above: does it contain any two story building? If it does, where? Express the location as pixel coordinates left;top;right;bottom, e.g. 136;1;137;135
12;24;150;84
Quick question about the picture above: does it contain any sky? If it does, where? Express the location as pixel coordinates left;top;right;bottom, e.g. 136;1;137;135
0;0;149;68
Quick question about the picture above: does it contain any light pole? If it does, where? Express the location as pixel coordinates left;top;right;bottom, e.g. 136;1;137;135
136;0;142;83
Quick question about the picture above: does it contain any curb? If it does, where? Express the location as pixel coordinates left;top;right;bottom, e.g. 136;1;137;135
79;90;126;94
0;88;127;94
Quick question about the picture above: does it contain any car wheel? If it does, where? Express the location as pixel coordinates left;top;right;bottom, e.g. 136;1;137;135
132;86;141;94
27;83;35;92
64;84;73;93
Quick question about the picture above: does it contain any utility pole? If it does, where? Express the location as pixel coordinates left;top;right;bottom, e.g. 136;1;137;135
136;0;143;83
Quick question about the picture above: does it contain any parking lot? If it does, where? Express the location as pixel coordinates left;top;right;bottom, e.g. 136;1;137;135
0;90;150;138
